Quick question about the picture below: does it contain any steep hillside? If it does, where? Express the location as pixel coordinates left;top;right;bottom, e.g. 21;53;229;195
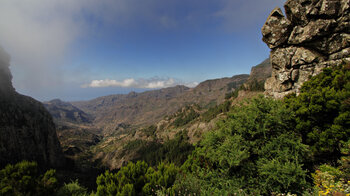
44;99;93;125
43;99;102;169
0;46;65;168
246;58;271;85
86;62;269;169
72;74;249;133
44;59;269;170
242;58;271;91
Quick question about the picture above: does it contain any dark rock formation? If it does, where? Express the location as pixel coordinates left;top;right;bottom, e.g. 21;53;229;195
262;0;350;98
0;47;14;94
0;46;65;168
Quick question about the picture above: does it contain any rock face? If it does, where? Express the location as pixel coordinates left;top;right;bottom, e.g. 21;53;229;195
0;47;14;94
262;0;350;98
0;46;65;168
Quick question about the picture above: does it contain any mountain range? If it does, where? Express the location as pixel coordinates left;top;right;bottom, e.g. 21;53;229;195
43;58;271;169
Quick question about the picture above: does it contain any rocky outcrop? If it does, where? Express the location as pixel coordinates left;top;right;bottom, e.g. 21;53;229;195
262;0;350;98
0;46;65;168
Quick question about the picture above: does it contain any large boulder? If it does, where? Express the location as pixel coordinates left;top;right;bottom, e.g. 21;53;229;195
262;0;350;98
288;19;335;44
262;7;292;49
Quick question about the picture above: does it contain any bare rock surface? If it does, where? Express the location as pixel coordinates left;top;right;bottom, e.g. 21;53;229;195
262;0;350;98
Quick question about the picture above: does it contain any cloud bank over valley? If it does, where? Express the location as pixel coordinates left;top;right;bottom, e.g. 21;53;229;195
82;78;198;89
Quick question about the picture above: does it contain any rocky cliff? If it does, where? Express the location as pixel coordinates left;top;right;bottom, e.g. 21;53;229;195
0;46;65;168
262;0;350;98
243;58;271;91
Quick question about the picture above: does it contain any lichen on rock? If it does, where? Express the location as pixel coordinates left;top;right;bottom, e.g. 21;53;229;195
262;0;350;98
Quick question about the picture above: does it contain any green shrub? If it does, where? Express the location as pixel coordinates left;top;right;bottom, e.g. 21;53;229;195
285;64;350;163
201;100;231;122
173;108;199;127
136;130;194;166
0;161;58;196
57;180;89;196
95;161;178;196
179;96;310;195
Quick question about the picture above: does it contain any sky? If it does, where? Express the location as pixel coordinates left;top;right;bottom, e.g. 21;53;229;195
0;0;285;101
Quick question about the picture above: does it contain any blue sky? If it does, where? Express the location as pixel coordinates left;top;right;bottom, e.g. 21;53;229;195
0;0;285;101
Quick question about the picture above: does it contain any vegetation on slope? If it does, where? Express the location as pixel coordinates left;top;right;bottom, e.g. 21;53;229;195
2;64;349;195
0;161;58;196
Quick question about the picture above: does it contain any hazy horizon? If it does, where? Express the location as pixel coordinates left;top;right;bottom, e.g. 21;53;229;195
0;0;284;101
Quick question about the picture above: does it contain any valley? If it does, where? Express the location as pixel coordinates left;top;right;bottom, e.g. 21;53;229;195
44;61;269;170
1;0;349;194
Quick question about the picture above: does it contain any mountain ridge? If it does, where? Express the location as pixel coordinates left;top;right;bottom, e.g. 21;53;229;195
70;74;249;133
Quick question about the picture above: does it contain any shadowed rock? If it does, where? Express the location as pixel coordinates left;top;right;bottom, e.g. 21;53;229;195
0;47;14;94
0;46;65;168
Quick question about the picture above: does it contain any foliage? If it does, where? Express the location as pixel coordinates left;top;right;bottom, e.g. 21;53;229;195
95;161;178;196
285;64;350;162
134;130;194;166
57;180;89;196
179;96;310;195
140;125;157;137
122;140;148;153
172;108;199;127
142;162;178;195
0;161;58;196
201;100;231;122
312;139;350;195
313;166;350;195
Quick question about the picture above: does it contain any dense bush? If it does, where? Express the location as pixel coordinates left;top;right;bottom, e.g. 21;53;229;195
0;161;58;196
137;131;194;166
179;96;310;195
4;65;349;195
285;64;350;163
172;108;199;127
201;100;231;122
57;180;89;196
174;64;350;195
95;161;178;196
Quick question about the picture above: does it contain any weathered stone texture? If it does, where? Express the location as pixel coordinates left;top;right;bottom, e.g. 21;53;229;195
262;0;350;98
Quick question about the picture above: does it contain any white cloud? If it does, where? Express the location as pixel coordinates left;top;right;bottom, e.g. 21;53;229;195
82;78;198;89
0;0;283;99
